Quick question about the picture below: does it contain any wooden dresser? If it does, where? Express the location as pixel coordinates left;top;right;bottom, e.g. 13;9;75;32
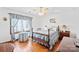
59;31;70;40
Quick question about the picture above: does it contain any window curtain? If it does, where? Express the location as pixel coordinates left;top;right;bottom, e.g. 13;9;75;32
9;13;32;40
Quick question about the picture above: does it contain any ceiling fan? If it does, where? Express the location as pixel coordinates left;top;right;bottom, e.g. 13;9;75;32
33;7;48;16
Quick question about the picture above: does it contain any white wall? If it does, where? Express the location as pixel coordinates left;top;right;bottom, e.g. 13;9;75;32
0;7;79;43
0;7;38;43
36;8;79;39
0;8;11;43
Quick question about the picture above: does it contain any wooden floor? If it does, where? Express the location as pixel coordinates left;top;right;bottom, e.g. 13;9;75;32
32;42;48;52
0;39;62;52
52;39;62;52
32;39;61;52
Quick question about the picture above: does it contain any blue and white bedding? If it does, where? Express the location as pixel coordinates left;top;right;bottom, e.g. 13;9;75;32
49;30;59;49
33;26;59;48
33;28;48;35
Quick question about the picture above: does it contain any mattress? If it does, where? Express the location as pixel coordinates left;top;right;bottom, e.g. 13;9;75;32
33;29;48;35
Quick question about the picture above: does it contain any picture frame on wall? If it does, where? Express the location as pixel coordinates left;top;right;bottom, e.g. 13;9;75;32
49;18;56;23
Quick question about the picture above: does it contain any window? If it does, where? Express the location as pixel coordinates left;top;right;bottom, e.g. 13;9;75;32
9;13;32;40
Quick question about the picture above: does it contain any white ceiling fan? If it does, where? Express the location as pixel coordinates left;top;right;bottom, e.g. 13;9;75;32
33;7;48;16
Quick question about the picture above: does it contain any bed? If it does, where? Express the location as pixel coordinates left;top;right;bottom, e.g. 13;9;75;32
32;26;59;49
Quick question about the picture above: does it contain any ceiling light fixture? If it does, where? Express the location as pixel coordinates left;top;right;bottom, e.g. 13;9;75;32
38;7;48;16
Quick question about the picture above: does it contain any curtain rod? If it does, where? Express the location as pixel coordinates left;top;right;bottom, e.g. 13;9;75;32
8;13;33;19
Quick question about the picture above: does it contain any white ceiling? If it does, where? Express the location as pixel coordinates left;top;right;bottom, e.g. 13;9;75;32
4;7;79;17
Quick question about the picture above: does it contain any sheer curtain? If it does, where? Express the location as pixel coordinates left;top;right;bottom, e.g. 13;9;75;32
9;13;32;40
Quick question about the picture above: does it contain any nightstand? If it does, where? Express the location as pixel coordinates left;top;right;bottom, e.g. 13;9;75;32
59;31;70;40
